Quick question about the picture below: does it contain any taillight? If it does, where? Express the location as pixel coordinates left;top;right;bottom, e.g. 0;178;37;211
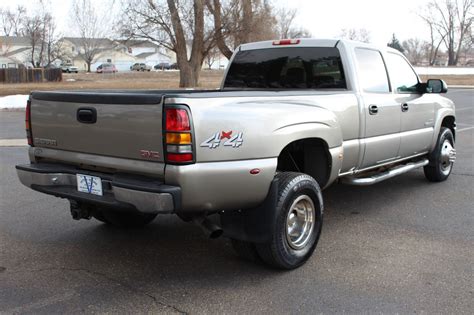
25;99;34;146
166;108;190;131
164;106;194;164
272;39;300;45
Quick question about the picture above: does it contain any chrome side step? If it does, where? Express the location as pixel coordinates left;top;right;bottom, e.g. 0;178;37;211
340;159;429;186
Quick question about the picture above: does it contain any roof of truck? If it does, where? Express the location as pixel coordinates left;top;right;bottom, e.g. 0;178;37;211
239;38;401;55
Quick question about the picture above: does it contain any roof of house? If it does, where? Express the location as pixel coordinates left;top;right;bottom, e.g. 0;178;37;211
62;37;115;48
0;36;30;46
135;52;157;58
116;39;159;48
3;47;30;57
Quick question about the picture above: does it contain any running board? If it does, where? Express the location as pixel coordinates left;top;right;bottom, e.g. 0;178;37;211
340;159;429;186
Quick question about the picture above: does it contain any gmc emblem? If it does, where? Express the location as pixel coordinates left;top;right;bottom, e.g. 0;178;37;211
140;150;160;159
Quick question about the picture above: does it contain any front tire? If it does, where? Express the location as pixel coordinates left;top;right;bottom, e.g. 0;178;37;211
424;127;456;182
256;172;323;269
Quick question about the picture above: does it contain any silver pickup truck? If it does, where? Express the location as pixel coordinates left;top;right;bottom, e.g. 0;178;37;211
16;39;456;269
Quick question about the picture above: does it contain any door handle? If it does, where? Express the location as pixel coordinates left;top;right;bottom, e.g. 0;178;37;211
368;105;378;115
77;107;97;124
401;103;409;112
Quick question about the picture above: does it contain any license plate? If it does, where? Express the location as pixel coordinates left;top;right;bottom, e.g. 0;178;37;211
76;174;103;196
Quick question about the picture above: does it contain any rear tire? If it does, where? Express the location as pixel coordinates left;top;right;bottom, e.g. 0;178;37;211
256;172;323;270
93;211;157;228
424;127;455;182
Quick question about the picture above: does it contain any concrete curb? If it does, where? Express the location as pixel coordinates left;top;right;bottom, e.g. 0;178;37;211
0;139;27;147
0;108;25;112
449;85;474;89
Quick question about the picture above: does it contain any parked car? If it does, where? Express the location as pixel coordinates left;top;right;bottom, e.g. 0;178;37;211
154;63;171;70
96;63;117;73
60;64;78;73
16;39;456;269
130;63;151;71
170;63;179;70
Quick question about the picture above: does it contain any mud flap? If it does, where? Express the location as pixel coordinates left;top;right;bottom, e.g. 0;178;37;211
220;178;279;243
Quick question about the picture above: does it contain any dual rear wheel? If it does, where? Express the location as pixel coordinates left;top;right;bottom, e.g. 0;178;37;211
232;172;323;270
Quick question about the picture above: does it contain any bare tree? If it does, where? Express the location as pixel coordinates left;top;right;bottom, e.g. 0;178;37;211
420;15;446;65
205;46;220;69
0;6;26;36
71;0;106;72
276;7;311;39
402;38;431;65
340;28;371;43
121;0;214;87
23;8;53;67
420;0;473;65
207;0;279;59
206;0;234;59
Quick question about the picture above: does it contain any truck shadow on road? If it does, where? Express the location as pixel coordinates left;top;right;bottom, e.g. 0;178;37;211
52;170;433;277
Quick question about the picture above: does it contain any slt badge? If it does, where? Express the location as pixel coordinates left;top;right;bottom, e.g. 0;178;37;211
200;131;243;149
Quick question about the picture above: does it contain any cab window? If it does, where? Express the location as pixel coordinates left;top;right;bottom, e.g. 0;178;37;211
385;53;419;93
355;48;390;93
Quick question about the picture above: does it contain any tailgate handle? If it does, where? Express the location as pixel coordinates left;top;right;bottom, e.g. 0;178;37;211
77;108;97;124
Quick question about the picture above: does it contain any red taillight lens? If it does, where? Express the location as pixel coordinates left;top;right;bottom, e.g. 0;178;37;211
25;99;33;146
165;108;190;131
164;106;194;164
166;153;193;163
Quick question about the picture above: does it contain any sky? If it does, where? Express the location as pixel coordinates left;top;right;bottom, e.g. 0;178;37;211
2;0;433;46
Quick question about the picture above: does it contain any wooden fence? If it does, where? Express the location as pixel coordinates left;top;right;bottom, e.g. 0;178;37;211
0;68;62;84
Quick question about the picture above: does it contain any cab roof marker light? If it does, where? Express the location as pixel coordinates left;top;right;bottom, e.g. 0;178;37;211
272;39;300;46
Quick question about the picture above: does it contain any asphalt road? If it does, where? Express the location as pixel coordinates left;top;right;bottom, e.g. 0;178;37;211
1;90;473;314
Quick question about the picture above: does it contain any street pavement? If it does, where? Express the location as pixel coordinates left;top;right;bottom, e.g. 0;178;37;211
0;89;473;314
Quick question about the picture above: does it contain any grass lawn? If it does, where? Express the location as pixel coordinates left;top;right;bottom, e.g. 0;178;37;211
0;70;224;96
0;70;472;96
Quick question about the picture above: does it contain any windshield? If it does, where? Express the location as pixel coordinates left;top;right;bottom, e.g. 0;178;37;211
224;47;346;89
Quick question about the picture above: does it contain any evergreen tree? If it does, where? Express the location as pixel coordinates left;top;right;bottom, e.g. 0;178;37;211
387;34;404;53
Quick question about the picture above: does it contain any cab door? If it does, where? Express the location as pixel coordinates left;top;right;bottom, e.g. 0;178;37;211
355;48;401;169
384;52;435;158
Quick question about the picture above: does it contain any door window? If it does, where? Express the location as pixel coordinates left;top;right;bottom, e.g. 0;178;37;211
355;48;390;93
385;53;419;93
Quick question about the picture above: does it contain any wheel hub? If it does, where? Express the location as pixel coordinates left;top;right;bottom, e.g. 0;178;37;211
440;139;455;175
286;195;315;250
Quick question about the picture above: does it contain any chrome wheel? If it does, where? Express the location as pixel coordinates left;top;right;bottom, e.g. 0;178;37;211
286;195;315;250
439;139;456;175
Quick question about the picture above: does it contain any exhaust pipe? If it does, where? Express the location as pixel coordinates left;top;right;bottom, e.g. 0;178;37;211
193;216;223;239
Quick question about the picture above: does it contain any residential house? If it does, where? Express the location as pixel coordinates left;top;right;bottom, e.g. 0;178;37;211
117;39;175;67
61;37;137;71
0;36;31;67
0;56;18;68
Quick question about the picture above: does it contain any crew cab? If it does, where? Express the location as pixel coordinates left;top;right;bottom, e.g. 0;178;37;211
16;39;456;269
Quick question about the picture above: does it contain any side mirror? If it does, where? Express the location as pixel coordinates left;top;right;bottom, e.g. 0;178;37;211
426;79;448;94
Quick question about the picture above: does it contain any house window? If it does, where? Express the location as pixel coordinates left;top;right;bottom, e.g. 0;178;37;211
72;46;75;52
107;59;112;63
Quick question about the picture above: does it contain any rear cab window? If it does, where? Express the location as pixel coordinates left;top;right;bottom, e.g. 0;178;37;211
223;47;346;90
354;48;390;93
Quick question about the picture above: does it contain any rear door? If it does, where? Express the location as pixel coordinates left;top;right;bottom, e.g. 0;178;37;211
355;48;401;169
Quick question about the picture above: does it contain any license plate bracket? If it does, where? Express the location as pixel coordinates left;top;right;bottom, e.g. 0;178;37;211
76;174;103;196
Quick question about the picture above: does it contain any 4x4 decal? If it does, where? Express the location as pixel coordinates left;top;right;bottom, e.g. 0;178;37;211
200;131;243;149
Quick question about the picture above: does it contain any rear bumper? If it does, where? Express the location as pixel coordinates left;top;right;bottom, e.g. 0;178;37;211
16;163;181;214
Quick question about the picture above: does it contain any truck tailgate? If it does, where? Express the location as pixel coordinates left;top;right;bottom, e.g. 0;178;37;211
30;92;165;163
